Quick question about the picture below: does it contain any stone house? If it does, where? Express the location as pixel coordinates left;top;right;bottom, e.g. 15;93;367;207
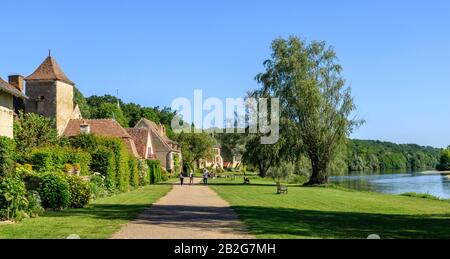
134;118;182;171
0;76;27;138
24;55;82;134
199;144;224;170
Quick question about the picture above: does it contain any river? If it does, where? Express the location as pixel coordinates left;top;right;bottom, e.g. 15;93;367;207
329;170;450;199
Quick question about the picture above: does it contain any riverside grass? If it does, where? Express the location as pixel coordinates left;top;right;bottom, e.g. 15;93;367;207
209;178;450;239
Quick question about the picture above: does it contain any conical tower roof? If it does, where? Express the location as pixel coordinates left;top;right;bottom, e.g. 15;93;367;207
25;55;74;85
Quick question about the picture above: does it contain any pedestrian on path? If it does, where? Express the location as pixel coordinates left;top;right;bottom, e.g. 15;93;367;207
189;170;195;185
203;169;209;185
180;171;185;186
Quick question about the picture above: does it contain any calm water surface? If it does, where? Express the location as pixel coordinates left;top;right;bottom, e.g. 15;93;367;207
330;170;450;199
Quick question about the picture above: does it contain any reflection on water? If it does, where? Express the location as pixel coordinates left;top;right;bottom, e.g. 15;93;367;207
330;170;450;199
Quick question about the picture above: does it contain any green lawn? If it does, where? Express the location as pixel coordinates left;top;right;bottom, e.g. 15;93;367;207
0;184;172;239
209;178;450;239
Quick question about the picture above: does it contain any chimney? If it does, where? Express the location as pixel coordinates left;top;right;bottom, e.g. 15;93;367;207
8;75;24;93
80;122;91;134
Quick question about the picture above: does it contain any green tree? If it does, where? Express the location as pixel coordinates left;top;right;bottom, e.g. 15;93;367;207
175;131;215;169
14;112;60;161
438;147;450;171
73;87;91;118
243;135;283;177
90;102;129;127
255;37;362;185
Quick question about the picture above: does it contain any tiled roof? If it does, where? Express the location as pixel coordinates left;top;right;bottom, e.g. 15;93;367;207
63;119;131;138
25;56;75;85
126;128;150;158
63;119;140;158
135;118;180;152
0;77;26;98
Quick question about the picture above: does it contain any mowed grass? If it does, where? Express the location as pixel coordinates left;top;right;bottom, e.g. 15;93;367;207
0;184;172;239
209;178;450;239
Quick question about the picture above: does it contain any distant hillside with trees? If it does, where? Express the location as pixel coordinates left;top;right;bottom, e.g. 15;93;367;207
345;139;441;172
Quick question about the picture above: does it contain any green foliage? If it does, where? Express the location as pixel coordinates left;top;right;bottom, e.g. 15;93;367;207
90;102;129;128
14;112;60;161
90;147;117;191
64;175;91;208
437;147;450;171
147;160;162;184
89;174;110;200
175;131;215;169
138;159;150;186
29;147;91;175
243;135;284;178
128;156;140;188
39;173;71;210
0;177;28;221
73;87;91;118
69;134;139;193
173;154;181;174
347;140;441;172
0;137;16;178
254;37;363;185
25;191;45;218
268;162;294;184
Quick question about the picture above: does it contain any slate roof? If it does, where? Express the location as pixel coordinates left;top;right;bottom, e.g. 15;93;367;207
25;56;75;85
0;77;26;98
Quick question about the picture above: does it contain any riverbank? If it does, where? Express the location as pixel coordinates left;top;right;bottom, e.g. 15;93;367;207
209;178;450;239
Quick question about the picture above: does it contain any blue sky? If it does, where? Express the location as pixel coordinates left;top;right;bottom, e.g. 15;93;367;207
1;0;449;147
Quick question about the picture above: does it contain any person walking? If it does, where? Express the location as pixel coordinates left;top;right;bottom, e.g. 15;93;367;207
203;169;209;185
180;171;185;186
189;170;195;185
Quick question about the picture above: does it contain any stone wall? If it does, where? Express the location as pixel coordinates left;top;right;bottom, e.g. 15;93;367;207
0;91;14;138
55;81;74;134
25;80;74;134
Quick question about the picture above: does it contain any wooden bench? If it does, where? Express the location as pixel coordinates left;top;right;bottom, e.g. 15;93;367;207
277;183;288;194
243;177;250;185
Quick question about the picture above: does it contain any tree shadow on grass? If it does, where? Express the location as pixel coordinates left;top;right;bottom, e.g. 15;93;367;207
42;203;450;239
43;204;150;221
230;206;450;239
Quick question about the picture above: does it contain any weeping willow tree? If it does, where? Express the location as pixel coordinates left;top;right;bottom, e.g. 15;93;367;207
255;36;363;185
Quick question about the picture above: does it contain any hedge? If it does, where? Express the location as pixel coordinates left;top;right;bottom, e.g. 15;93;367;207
91;147;116;191
69;134;136;193
29;147;91;175
0;137;16;178
138;159;149;186
128;156;139;188
147;160;162;184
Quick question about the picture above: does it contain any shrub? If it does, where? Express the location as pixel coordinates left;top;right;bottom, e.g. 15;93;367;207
30;147;91;175
100;138;130;192
0;177;28;221
0;137;16;178
90;174;109;200
13;112;60;162
26;191;45;218
147;160;162;184
91;147;117;192
129;156;139;188
39;173;71;210
64;175;91;208
138;159;149;186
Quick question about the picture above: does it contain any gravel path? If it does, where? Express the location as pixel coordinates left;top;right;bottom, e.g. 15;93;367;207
111;178;255;239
